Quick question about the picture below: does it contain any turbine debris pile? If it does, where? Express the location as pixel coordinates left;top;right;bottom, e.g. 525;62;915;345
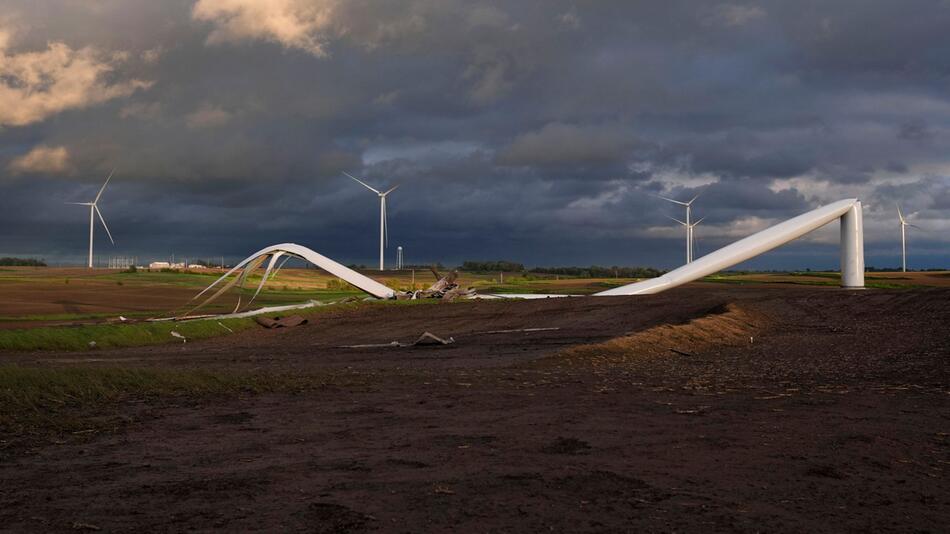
398;267;476;301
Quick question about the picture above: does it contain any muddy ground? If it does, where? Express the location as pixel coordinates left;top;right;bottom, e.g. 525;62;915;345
1;286;948;532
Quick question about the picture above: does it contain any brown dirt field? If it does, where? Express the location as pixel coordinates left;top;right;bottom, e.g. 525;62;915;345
713;270;950;287
0;279;199;319
1;286;948;532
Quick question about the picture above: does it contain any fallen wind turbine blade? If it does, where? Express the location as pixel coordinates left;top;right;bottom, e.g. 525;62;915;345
94;205;115;245
249;252;283;306
343;172;381;194
94;168;115;203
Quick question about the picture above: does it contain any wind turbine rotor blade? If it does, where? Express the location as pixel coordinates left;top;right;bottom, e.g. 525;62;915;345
94;168;115;203
94;205;115;245
908;224;923;230
66;202;93;205
383;184;400;195
657;194;688;206
896;203;906;223
688;189;705;205
343;172;381;194
693;217;706;226
666;215;687;226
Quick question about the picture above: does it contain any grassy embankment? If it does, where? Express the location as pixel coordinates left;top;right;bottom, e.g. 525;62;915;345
0;299;445;352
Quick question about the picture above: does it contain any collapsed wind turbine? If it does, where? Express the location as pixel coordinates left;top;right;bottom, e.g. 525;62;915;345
67;169;115;268
343;172;399;270
897;204;921;273
659;190;703;263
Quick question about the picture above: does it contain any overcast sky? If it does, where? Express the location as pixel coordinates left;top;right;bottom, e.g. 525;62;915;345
0;0;947;269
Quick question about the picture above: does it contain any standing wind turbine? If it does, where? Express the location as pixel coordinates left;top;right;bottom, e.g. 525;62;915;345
343;172;399;271
66;169;115;268
659;190;703;263
667;216;705;263
897;204;920;273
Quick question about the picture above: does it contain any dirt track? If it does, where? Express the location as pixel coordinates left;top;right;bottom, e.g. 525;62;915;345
1;286;948;532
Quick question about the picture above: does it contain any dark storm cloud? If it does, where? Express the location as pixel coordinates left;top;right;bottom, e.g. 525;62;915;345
1;0;948;269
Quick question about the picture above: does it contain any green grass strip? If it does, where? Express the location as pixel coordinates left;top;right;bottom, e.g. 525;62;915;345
0;317;255;352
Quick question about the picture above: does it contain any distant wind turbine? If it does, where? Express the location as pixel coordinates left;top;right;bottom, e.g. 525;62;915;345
66;169;115;268
669;215;705;262
343;172;399;271
897;204;921;273
659;190;703;263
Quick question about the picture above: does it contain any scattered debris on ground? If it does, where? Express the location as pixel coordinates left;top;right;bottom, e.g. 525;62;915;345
472;327;561;335
339;331;455;349
398;267;476;300
413;331;455;345
254;315;309;329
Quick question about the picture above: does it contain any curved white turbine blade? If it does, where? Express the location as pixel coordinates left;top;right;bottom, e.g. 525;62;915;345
94;205;115;245
94;168;115;203
343;172;381;194
271;255;292;279
249;251;284;306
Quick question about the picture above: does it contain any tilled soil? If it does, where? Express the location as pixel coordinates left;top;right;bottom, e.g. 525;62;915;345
1;286;948;532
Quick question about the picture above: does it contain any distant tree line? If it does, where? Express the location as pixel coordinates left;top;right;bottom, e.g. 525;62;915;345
458;261;665;278
460;260;526;273
402;263;446;270
529;265;665;278
0;257;46;267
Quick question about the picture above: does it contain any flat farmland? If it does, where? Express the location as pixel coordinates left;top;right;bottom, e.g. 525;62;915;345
0;282;947;531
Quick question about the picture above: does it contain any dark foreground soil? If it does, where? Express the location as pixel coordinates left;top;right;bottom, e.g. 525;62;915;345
1;286;948;532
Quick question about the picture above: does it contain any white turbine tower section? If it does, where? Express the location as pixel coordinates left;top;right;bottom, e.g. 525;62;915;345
596;198;865;296
896;204;920;273
659;191;702;263
66;169;115;268
344;172;399;271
